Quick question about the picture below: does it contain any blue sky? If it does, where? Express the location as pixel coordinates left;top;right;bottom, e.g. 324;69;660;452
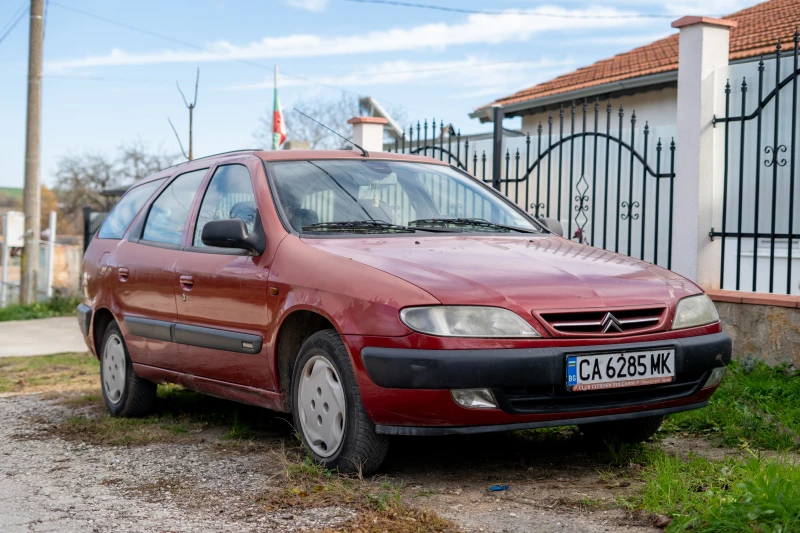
0;0;748;188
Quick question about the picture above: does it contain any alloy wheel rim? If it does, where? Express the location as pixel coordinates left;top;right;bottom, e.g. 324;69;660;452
103;333;126;405
298;355;346;458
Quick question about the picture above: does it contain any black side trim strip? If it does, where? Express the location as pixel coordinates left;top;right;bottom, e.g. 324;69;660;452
124;317;263;354
375;401;708;436
173;323;262;354
124;317;174;342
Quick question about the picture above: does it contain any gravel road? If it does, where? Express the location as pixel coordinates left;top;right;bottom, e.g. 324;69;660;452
0;392;662;533
0;394;353;533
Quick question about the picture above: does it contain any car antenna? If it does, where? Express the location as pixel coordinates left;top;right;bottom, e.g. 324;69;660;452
293;108;370;157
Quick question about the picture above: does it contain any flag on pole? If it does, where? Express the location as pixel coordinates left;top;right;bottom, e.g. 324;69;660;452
272;65;286;150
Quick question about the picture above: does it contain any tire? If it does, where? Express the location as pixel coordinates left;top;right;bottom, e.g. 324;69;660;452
579;414;665;444
99;322;156;417
291;329;389;475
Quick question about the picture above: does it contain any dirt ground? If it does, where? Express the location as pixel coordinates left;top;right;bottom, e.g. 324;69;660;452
0;387;718;533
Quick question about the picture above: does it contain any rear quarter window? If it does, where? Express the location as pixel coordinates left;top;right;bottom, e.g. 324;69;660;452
97;179;165;239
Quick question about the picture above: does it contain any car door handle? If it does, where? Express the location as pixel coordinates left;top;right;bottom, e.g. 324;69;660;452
179;275;194;291
118;267;129;282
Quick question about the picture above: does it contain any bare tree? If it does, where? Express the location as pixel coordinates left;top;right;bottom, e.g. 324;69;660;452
117;140;178;182
53;142;179;234
53;153;117;233
254;94;360;149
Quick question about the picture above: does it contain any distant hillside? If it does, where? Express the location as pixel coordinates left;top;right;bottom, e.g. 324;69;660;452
0;188;23;201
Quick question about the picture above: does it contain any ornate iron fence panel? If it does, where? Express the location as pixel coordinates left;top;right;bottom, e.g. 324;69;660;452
394;103;676;269
711;30;800;294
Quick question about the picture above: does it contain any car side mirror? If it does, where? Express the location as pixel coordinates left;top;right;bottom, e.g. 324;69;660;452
538;217;563;237
201;219;262;255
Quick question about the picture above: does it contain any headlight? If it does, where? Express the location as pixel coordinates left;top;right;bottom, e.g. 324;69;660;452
399;306;541;338
672;294;719;330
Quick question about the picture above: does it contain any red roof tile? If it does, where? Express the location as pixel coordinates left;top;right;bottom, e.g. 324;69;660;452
479;0;800;112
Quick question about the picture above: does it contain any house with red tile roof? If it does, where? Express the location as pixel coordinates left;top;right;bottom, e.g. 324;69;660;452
470;0;799;137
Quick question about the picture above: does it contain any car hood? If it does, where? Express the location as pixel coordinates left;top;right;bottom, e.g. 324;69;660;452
302;235;700;312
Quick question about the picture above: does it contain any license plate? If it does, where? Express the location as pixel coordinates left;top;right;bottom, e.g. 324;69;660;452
566;349;675;392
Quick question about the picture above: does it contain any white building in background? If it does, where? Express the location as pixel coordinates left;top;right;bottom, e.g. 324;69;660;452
466;0;800;294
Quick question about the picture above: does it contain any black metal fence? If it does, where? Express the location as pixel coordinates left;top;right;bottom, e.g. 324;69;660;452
393;101;676;269
712;30;800;294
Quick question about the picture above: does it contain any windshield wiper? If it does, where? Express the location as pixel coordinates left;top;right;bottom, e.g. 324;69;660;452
302;220;416;234
408;217;538;234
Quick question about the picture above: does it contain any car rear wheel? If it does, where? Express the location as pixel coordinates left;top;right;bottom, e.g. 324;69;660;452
291;329;389;475
100;322;156;417
578;414;665;444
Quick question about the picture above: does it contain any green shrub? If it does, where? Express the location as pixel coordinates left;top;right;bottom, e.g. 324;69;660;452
0;295;81;322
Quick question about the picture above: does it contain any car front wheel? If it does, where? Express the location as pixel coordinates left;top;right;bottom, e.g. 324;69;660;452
291;329;389;475
100;322;156;417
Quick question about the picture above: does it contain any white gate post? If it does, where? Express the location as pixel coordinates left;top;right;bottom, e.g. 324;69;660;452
672;16;736;288
46;210;56;298
348;116;388;153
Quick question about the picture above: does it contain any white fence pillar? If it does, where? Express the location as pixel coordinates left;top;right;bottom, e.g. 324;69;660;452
672;16;737;288
348;116;388;153
46;210;56;298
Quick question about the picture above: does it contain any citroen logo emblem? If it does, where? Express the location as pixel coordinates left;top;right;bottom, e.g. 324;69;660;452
600;312;624;333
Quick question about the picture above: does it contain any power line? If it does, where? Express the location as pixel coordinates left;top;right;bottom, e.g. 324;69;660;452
45;2;542;96
343;0;692;19
47;2;362;94
0;2;29;46
45;1;436;115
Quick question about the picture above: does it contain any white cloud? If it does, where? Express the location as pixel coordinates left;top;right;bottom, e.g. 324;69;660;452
286;0;328;12
45;6;655;72
595;0;750;16
229;57;574;90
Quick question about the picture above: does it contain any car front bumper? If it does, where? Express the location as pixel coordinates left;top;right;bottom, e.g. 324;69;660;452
350;331;731;435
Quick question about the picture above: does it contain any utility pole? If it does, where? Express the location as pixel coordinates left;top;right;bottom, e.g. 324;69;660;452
169;68;199;161
20;0;45;304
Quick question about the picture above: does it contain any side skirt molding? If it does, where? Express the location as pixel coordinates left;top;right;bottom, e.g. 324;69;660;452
124;317;262;354
132;363;285;412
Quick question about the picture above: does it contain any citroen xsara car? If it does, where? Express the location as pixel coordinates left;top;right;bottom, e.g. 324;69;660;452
78;149;731;474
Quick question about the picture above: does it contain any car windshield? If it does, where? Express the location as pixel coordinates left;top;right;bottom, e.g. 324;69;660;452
268;160;540;234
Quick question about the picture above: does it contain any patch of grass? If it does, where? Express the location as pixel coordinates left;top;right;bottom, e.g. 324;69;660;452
635;449;800;532
43;384;290;446
0;295;81;322
223;412;255;440
0;352;98;393
264;455;457;533
663;361;800;451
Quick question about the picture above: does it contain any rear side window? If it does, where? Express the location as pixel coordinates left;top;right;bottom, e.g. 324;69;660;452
142;169;207;245
193;165;257;247
97;179;165;239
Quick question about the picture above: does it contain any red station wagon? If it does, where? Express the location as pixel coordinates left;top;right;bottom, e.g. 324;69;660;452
79;149;731;474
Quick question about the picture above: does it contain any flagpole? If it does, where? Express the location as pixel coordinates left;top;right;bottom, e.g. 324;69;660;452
273;65;278;150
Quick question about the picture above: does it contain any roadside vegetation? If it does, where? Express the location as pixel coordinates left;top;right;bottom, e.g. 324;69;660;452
0;352;97;393
263;455;458;533
3;353;799;532
636;448;799;532
664;360;800;451
0;295;80;322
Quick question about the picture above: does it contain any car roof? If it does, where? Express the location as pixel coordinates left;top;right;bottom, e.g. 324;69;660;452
134;149;449;187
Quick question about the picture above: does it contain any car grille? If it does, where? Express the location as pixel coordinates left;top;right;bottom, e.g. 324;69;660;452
492;370;708;415
538;307;667;337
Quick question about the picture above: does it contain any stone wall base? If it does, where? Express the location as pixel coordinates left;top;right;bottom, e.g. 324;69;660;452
708;290;800;369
